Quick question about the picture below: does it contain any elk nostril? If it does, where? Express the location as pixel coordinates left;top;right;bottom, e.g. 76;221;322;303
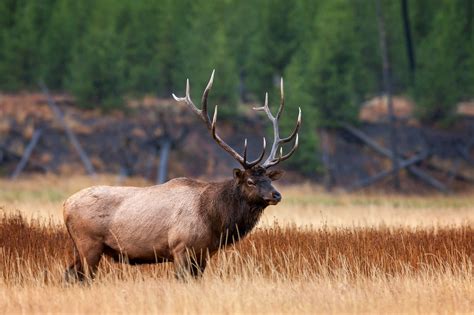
272;191;281;201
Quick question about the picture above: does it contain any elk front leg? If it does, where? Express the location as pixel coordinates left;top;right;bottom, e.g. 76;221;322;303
172;245;207;280
189;249;207;277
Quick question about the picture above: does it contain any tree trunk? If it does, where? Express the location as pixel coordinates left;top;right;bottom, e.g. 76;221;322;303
11;129;43;179
375;0;400;190
157;139;171;184
401;0;415;80
319;129;333;191
40;82;96;177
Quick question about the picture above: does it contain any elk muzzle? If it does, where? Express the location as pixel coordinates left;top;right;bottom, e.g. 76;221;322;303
265;190;282;205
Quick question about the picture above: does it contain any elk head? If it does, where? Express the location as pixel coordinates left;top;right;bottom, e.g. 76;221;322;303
173;70;301;206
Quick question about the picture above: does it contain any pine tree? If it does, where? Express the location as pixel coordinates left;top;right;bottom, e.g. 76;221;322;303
66;0;126;109
415;0;474;123
0;0;55;90
283;1;380;173
40;0;92;89
153;0;181;97
119;0;164;96
245;0;301;101
224;0;260;102
173;0;238;116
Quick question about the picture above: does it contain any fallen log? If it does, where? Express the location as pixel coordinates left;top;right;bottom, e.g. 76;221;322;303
456;142;474;165
11;128;43;179
39;82;96;177
423;159;474;184
343;124;448;193
349;151;428;191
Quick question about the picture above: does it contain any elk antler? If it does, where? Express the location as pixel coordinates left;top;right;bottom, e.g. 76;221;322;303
253;78;301;168
173;70;266;169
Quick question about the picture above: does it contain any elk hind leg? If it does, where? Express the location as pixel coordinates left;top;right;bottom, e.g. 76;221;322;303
70;239;104;282
65;247;84;282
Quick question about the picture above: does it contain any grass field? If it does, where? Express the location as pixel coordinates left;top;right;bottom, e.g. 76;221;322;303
1;175;473;314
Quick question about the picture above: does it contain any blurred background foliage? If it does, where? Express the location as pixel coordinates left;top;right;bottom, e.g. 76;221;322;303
0;0;472;173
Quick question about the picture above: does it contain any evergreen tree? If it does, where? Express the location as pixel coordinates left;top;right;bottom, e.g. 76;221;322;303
173;0;238;116
284;1;380;173
0;0;55;90
415;1;474;123
225;0;260;101
380;0;413;92
0;0;472;175
245;0;301;101
66;0;126;109
153;0;181;97
40;0;92;89
0;0;18;53
119;0;163;95
288;0;379;126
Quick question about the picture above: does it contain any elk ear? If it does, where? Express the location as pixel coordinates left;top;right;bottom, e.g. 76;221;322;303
233;168;244;180
268;170;284;181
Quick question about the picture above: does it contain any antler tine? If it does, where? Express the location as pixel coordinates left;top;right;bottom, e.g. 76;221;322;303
172;70;215;129
276;78;284;120
200;69;215;124
211;105;246;165
174;71;260;168
255;82;301;168
265;147;283;168
243;138;248;164
172;79;200;117
173;70;300;170
244;137;267;168
211;107;267;168
280;107;301;143
265;134;299;168
279;133;299;161
253;93;274;120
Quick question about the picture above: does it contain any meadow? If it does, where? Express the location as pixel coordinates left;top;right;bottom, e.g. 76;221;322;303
0;175;473;314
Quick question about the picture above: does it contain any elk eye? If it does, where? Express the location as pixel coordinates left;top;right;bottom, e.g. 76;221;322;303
247;179;255;186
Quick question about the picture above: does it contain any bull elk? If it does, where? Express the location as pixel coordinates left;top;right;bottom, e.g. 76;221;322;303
64;70;301;281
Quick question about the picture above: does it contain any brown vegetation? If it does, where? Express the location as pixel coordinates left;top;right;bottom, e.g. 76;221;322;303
1;212;472;284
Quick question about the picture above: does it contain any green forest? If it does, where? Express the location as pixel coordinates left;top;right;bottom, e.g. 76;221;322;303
0;0;472;171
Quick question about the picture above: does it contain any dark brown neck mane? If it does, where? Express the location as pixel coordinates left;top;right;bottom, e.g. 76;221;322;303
200;179;268;248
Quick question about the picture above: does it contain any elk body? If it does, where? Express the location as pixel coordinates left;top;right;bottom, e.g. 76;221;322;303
64;71;301;281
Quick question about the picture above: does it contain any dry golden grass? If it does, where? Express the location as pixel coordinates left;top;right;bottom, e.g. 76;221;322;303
1;175;473;314
3;174;474;227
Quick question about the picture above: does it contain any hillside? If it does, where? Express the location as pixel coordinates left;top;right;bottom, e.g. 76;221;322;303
3;93;474;192
0;93;277;181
